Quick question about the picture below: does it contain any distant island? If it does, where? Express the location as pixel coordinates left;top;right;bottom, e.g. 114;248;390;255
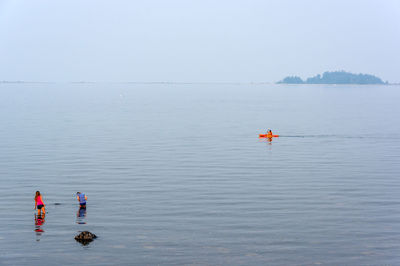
277;71;387;84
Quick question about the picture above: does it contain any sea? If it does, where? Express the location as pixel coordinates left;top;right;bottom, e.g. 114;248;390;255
0;83;399;265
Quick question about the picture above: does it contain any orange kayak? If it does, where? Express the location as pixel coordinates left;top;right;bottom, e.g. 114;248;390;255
259;134;279;138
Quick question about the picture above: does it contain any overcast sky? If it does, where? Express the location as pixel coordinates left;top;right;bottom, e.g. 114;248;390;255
0;0;399;82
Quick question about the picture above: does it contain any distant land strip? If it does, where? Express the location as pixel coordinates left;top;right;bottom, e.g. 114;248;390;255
277;71;388;84
1;76;397;85
0;81;273;85
0;80;274;85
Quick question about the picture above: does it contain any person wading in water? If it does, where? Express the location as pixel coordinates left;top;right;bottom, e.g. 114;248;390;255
76;192;87;208
34;191;46;215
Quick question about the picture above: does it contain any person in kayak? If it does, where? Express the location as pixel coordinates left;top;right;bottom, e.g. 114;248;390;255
76;192;87;208
266;129;273;138
34;191;46;215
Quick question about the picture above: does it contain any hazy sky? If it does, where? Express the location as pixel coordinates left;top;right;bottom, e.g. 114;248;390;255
0;0;399;82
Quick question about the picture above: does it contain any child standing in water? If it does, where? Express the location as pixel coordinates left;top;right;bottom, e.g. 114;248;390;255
76;192;87;208
34;191;46;215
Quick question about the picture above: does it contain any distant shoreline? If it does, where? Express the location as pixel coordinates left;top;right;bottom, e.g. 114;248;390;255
277;71;388;85
1;81;398;85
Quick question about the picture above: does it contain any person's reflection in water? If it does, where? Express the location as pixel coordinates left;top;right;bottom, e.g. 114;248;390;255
76;206;87;224
34;213;45;241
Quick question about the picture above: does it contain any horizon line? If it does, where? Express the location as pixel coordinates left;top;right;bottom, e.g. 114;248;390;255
1;81;399;85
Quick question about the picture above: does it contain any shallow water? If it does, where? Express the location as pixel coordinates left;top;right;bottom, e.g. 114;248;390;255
0;83;399;265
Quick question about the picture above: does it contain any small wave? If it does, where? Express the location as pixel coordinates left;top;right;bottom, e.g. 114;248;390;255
280;134;400;139
282;135;337;138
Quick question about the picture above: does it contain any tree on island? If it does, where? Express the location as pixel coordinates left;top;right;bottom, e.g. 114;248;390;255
277;76;304;84
278;71;386;84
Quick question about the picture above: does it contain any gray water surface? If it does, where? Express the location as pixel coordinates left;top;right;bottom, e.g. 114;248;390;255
0;83;399;265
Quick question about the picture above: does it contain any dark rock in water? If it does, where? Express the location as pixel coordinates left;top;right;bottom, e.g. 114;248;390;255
75;231;97;245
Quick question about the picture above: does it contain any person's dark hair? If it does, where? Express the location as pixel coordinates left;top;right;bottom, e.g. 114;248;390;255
35;191;40;200
77;192;81;195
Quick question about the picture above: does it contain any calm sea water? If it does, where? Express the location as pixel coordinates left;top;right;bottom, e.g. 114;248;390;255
0;83;399;265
